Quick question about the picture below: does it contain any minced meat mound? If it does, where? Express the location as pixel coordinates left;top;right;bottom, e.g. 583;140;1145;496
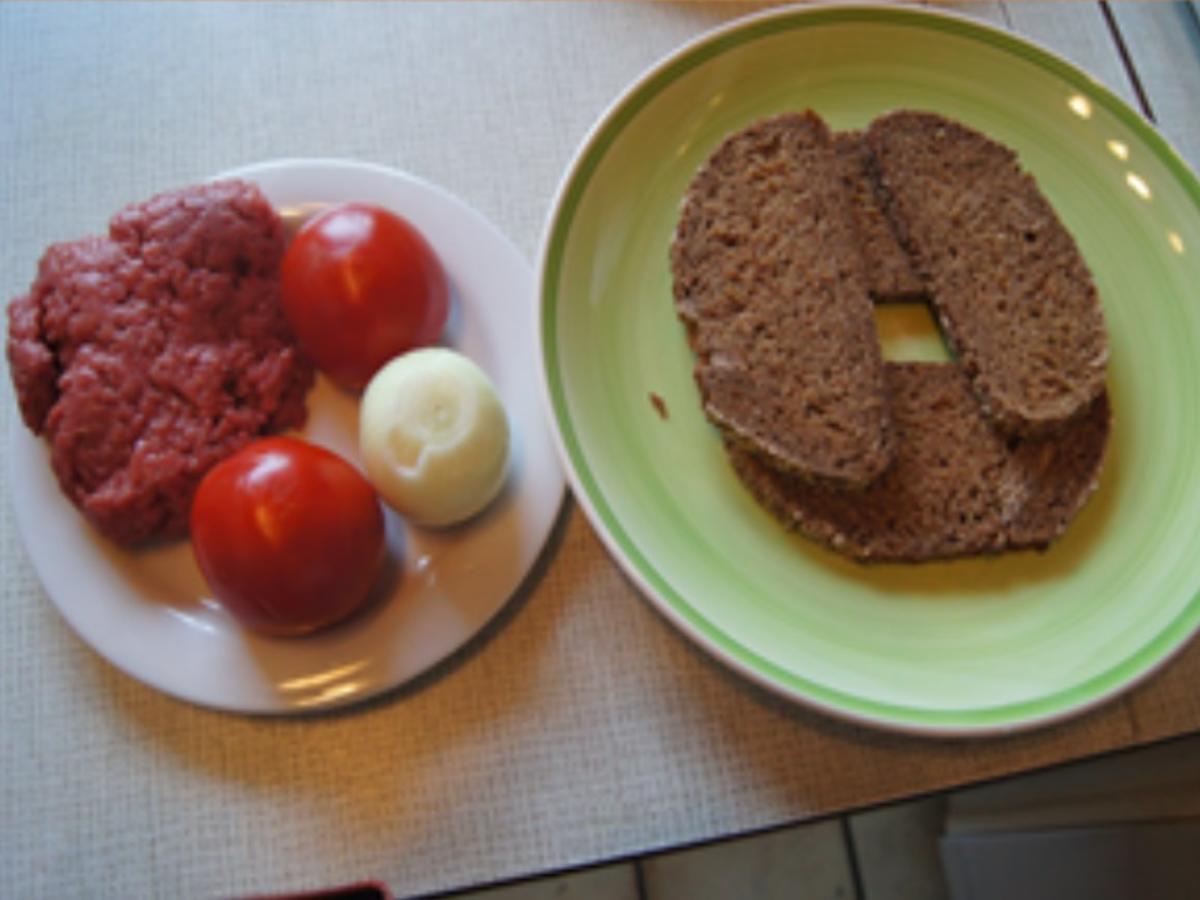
7;180;314;545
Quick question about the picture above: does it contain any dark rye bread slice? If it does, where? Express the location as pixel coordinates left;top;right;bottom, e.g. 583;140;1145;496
728;362;1110;562
833;131;926;301
867;110;1109;437
671;112;893;488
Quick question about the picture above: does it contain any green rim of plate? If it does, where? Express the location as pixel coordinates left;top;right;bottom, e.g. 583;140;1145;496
540;4;1200;735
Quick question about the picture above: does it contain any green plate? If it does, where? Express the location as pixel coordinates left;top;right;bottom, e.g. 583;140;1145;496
537;4;1200;735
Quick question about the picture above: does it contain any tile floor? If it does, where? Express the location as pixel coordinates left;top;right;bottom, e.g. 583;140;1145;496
430;733;1200;900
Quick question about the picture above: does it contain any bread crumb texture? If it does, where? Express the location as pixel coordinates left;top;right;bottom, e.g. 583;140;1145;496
670;109;1110;562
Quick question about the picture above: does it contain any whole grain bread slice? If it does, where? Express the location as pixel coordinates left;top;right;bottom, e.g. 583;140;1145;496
833;131;926;302
866;110;1109;437
671;112;893;488
728;362;1110;562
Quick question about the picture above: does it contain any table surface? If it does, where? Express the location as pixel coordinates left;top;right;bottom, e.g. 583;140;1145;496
3;2;1199;897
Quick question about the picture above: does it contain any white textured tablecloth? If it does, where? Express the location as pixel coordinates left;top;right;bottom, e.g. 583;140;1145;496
3;3;1199;897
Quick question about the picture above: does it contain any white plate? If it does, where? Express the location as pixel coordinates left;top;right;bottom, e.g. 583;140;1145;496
10;159;565;714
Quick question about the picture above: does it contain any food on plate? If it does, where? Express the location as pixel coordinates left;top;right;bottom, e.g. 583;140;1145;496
730;363;1110;562
190;436;385;636
867;110;1109;436
649;392;669;420
833;131;926;302
5;180;313;545
670;109;1111;562
359;348;509;527
670;112;893;489
281;202;449;391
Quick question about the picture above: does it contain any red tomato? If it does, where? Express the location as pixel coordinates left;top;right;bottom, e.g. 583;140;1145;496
190;437;386;637
281;202;449;390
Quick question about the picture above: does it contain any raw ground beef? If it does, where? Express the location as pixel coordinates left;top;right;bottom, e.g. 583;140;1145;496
6;179;314;545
